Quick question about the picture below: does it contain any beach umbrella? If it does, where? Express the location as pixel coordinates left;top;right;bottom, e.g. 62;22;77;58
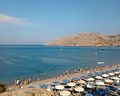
104;79;113;83
55;85;64;90
96;89;108;95
39;84;48;88
108;73;115;76
118;75;120;78
78;80;86;84
102;74;109;78
96;81;105;86
67;82;76;87
95;72;103;75
74;86;84;92
71;77;79;81
80;75;88;79
52;81;60;85
86;84;94;89
87;77;95;81
88;73;95;77
114;71;120;74
111;76;120;80
60;90;71;96
95;76;103;80
107;86;118;91
95;72;100;75
63;79;70;84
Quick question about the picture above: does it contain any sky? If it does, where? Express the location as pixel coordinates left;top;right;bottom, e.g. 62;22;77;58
0;0;120;44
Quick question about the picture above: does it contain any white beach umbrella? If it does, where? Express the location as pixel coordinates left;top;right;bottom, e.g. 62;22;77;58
67;82;76;87
108;73;115;76
118;75;120;78
102;74;109;78
104;79;113;83
55;85;64;90
96;81;105;86
78;80;86;84
60;90;71;96
87;77;95;81
95;76;103;80
74;87;84;92
86;84;93;89
111;76;120;80
114;71;120;74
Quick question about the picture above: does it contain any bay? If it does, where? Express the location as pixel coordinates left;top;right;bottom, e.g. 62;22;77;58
0;45;120;84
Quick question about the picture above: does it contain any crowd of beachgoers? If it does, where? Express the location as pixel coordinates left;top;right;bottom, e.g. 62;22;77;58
14;78;31;88
36;65;120;96
1;64;120;96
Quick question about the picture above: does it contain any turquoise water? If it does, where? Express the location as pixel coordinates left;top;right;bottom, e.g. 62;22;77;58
0;45;120;84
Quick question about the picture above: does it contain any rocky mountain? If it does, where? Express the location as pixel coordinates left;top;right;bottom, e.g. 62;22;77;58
47;32;120;46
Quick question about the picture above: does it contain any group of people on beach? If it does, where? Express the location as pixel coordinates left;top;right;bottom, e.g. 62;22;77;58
14;78;31;88
14;64;113;89
64;66;97;76
63;65;113;78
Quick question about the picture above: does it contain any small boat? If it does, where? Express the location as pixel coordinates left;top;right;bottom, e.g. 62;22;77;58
97;61;104;65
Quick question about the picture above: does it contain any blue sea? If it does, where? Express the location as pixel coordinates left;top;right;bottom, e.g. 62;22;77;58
0;45;120;84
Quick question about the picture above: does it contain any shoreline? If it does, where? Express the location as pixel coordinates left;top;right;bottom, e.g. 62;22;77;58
1;63;120;96
31;63;120;84
7;63;120;91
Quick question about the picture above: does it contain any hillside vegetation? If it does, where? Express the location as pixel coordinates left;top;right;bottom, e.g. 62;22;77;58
0;83;6;93
48;32;120;46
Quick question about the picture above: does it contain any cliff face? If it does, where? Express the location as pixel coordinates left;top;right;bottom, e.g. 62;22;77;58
47;32;120;46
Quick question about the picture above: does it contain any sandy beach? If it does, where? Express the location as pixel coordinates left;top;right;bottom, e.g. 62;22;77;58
1;63;120;96
29;64;120;86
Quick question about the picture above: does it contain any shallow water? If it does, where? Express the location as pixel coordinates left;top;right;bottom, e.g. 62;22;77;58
0;45;120;84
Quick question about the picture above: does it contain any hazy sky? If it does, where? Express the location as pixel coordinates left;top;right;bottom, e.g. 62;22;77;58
0;0;120;44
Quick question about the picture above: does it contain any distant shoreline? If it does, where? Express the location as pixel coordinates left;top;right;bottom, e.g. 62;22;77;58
46;45;120;47
0;44;119;47
47;32;120;46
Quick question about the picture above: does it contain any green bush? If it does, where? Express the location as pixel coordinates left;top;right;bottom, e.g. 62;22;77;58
0;83;6;93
